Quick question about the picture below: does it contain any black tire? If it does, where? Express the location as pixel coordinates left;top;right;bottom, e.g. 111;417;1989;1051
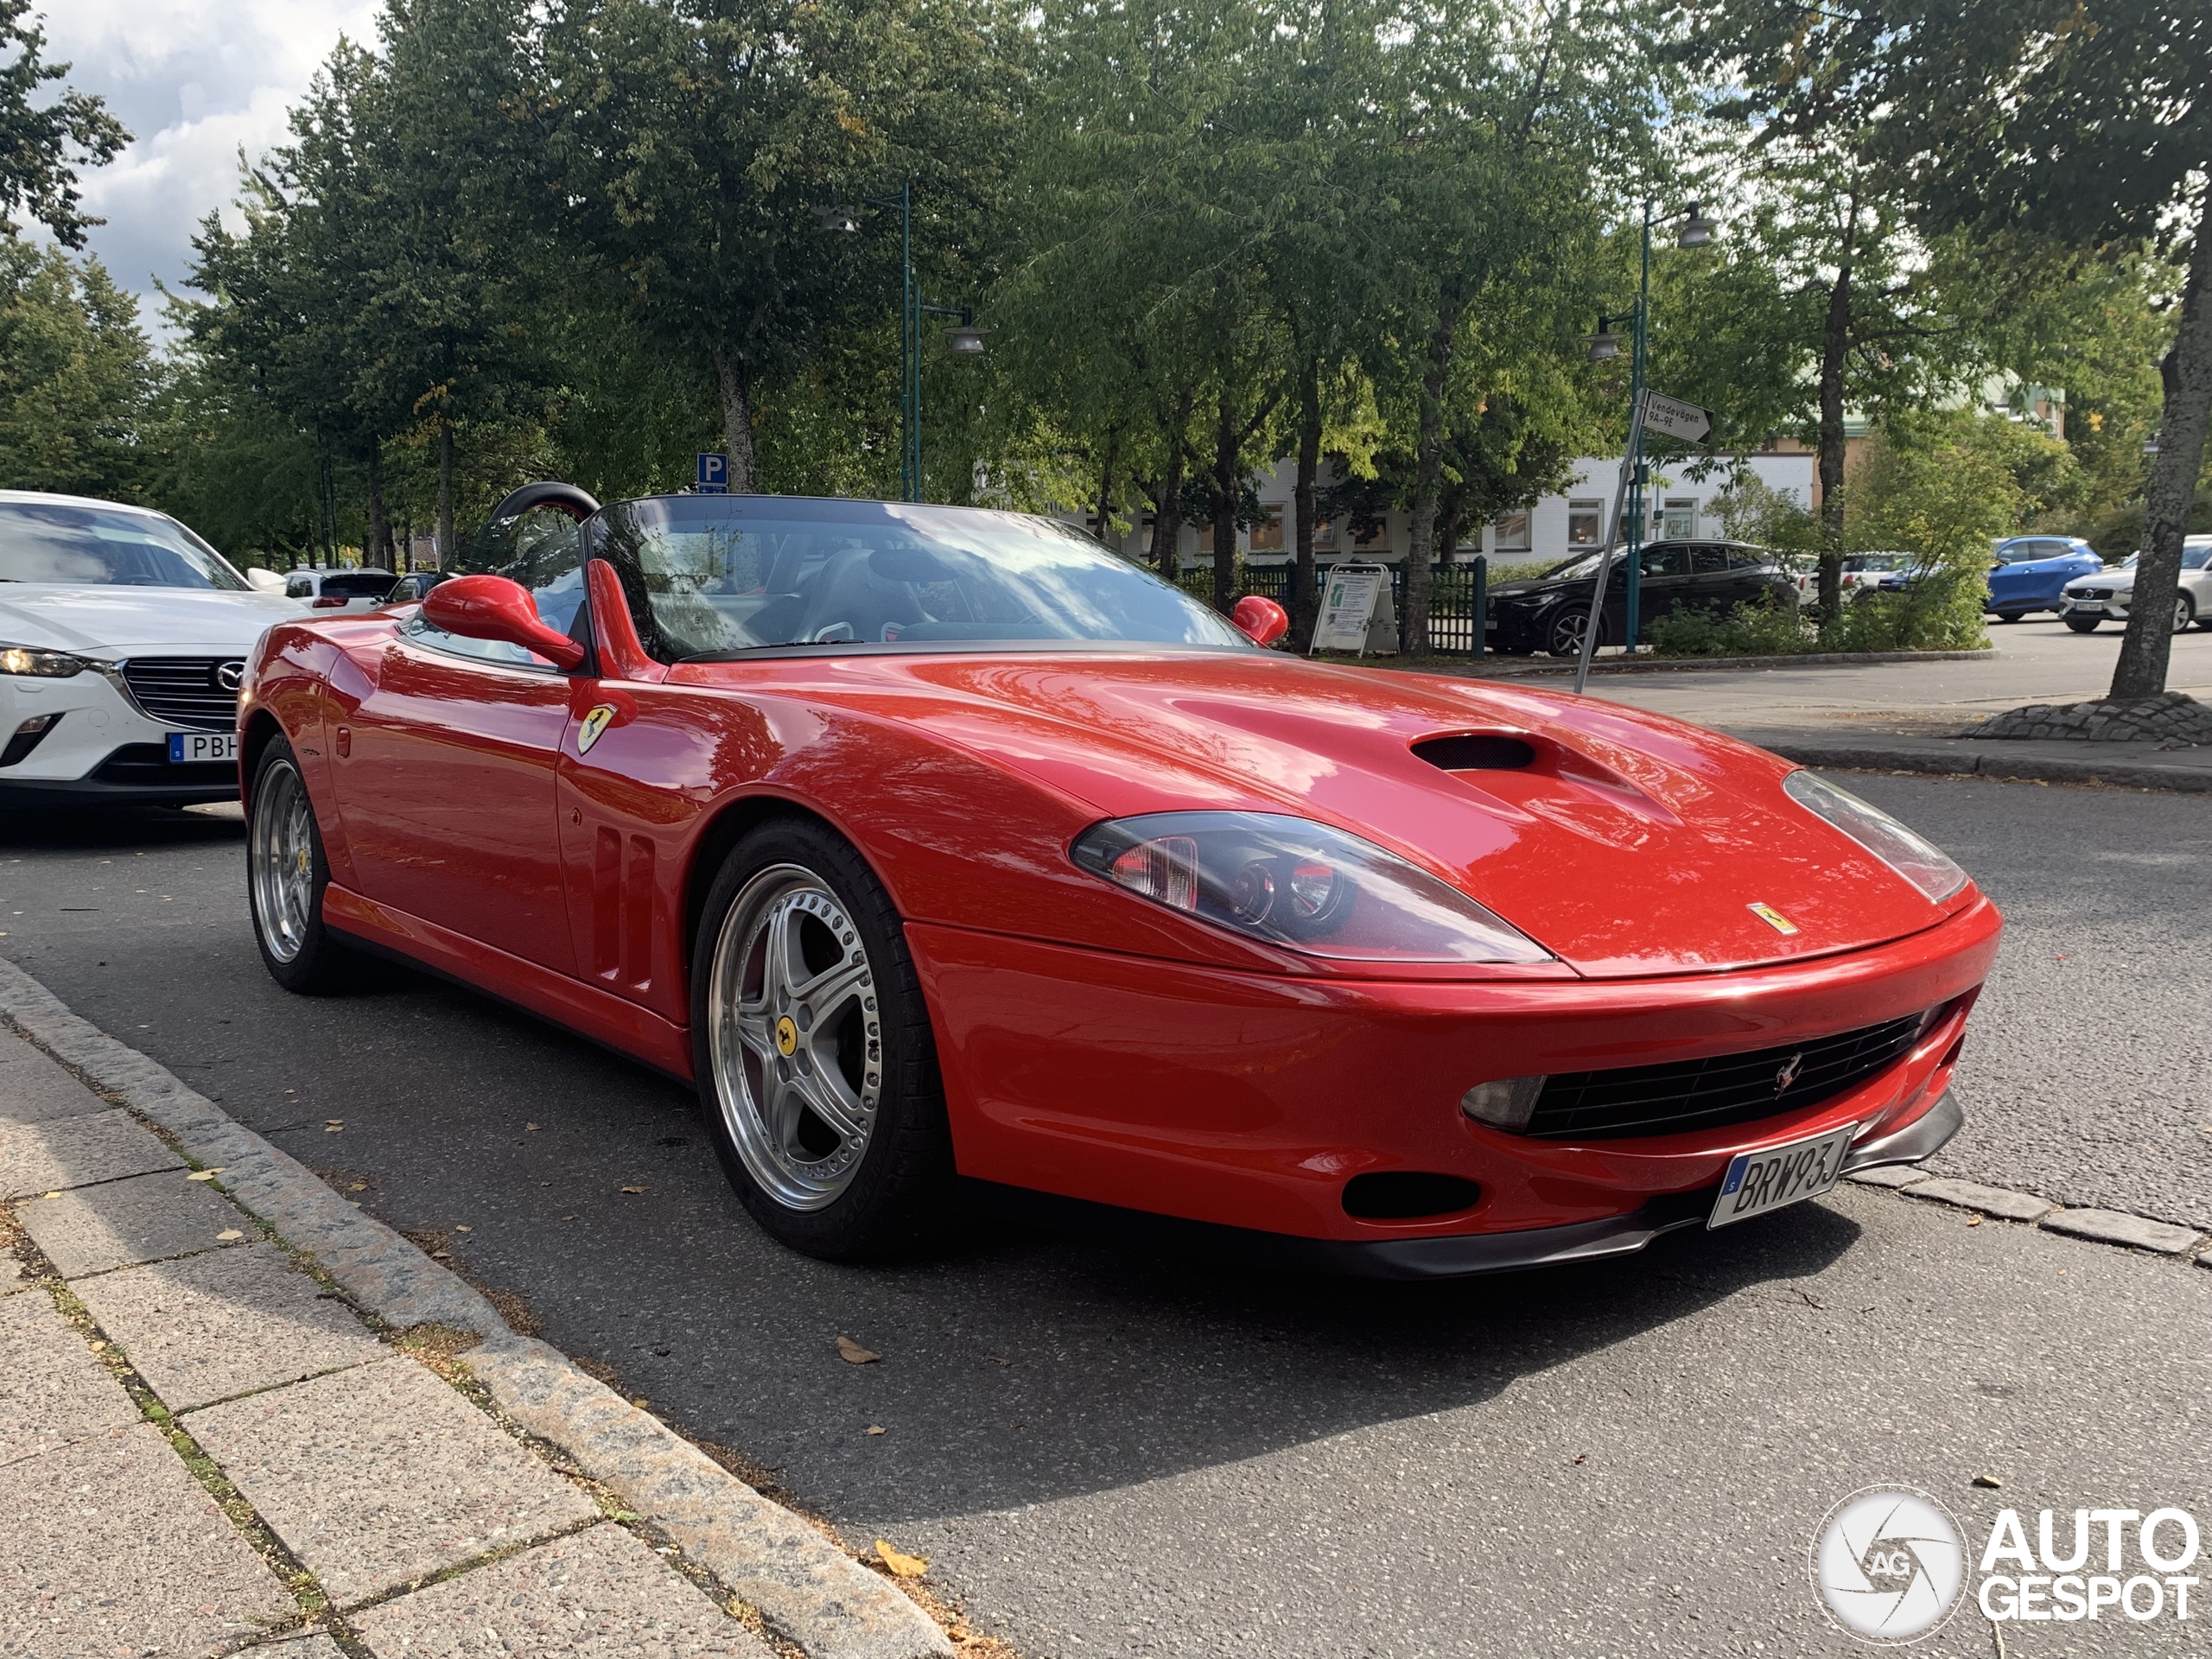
1993;610;2026;623
1545;606;1606;658
2172;595;2195;633
247;735;363;995
2063;615;2101;633
689;816;956;1261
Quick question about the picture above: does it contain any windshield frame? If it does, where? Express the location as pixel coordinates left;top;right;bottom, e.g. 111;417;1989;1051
590;494;1258;664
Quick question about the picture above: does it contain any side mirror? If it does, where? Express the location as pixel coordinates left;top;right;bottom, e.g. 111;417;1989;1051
1232;594;1290;647
245;569;286;594
422;575;587;670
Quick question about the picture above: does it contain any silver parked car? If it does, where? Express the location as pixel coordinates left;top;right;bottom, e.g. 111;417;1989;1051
2058;537;2212;633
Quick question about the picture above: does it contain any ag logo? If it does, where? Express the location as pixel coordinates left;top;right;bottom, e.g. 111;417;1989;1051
575;703;619;755
1811;1485;1967;1644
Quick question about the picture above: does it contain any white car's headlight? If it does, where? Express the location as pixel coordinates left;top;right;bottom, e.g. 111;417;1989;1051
1071;811;1553;963
0;645;88;678
1784;772;1968;901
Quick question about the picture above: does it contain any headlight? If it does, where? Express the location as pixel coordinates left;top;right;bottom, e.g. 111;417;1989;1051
1070;811;1553;963
1783;772;1968;901
0;645;87;678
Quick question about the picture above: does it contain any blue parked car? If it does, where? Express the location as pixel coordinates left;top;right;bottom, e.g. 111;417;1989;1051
1985;536;2104;620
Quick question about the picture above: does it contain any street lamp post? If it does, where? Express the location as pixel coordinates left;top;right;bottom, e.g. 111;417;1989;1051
1589;200;1715;656
818;184;983;503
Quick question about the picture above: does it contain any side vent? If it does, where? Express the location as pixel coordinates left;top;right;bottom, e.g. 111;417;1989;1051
1411;734;1535;772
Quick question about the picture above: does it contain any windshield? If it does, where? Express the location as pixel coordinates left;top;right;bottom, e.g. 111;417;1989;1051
597;498;1251;659
0;500;247;589
2113;547;2210;571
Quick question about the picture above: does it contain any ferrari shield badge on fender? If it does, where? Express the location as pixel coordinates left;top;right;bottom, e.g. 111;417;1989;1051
1748;901;1800;936
576;703;619;755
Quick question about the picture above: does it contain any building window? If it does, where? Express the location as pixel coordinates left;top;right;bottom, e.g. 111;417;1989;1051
1313;517;1337;550
1662;499;1697;540
1249;505;1285;552
1491;512;1531;551
1567;500;1603;547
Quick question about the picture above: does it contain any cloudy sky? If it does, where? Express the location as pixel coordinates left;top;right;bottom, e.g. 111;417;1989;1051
36;0;381;327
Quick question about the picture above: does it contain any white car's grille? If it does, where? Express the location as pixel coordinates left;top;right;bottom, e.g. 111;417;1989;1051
118;658;244;732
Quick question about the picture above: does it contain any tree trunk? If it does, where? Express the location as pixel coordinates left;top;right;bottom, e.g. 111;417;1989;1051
2111;199;2212;700
1815;238;1855;626
436;417;455;571
1211;389;1239;613
1149;390;1195;582
365;442;391;571
1096;427;1121;550
1294;353;1322;647
1405;299;1459;655
713;347;759;493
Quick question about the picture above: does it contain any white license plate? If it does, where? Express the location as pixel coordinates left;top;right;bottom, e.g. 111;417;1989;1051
167;731;238;763
1708;1124;1856;1230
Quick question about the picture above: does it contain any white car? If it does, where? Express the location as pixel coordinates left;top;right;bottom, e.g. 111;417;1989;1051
2058;537;2212;633
283;566;398;613
0;490;300;810
1794;552;1910;602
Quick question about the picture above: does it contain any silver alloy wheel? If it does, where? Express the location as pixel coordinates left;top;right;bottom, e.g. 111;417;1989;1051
2176;595;2194;633
707;865;883;1211
250;759;316;963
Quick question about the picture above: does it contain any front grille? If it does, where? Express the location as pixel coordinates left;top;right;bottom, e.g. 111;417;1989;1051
2077;588;2111;601
118;658;244;732
1525;1013;1925;1140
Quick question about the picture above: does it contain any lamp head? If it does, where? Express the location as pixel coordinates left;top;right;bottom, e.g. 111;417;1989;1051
1586;317;1623;361
814;205;860;233
1678;202;1718;248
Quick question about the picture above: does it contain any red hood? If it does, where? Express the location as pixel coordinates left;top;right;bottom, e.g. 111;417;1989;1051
685;651;1955;978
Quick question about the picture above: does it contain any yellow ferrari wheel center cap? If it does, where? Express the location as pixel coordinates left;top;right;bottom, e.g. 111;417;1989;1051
774;1015;798;1057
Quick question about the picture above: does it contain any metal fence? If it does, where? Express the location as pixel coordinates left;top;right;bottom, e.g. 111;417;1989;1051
1164;558;1491;658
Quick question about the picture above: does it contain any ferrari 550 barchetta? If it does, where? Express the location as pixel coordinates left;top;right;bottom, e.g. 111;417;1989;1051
238;487;1997;1276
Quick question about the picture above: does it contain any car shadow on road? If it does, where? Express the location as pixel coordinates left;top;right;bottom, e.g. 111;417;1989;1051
0;806;245;852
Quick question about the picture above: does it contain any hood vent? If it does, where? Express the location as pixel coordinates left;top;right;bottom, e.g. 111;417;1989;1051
1411;734;1535;772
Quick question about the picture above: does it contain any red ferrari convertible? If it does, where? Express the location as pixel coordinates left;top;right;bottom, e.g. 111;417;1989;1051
239;487;1999;1274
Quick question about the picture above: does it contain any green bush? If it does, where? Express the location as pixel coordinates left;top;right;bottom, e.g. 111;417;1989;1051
1649;594;1815;657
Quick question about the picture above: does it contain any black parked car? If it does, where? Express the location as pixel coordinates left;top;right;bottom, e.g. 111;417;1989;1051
1489;540;1798;657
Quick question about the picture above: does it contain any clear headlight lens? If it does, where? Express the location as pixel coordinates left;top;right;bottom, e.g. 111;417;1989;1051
1071;811;1552;963
0;645;87;678
1784;771;1968;901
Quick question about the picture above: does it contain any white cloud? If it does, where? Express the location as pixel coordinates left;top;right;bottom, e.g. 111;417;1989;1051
33;0;381;323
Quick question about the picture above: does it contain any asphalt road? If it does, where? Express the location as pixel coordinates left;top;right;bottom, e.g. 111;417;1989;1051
2;772;2207;1658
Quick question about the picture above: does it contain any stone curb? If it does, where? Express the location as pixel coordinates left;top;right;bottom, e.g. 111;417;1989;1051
1848;1163;2209;1261
0;956;954;1659
1389;648;2001;679
1752;740;2212;794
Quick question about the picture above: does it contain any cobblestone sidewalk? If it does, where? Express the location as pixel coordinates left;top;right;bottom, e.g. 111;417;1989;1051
0;1027;777;1657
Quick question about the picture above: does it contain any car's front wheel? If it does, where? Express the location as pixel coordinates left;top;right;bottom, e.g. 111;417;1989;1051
1545;607;1607;658
690;817;955;1261
248;735;362;995
2064;614;2101;633
1993;610;2027;623
2172;595;2196;633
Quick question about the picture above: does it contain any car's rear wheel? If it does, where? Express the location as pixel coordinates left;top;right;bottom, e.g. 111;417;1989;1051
2064;614;2101;633
248;735;361;995
2172;594;2195;633
691;817;955;1260
1993;610;2026;623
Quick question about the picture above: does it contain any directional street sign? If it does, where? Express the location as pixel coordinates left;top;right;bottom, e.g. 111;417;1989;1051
1642;392;1713;444
696;451;730;494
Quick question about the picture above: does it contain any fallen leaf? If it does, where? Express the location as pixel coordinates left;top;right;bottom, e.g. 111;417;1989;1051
1974;1474;2005;1490
865;1424;887;1436
987;1355;1009;1365
1965;1214;1984;1226
431;1250;452;1260
525;1122;543;1130
324;1125;342;1134
1571;1453;1587;1465
215;1229;244;1242
836;1336;880;1365
347;1183;367;1192
453;1225;473;1234
325;1118;342;1126
620;1185;645;1195
42;1190;60;1198
875;1539;929;1578
561;1215;575;1222
186;1171;219;1182
632;1396;650;1408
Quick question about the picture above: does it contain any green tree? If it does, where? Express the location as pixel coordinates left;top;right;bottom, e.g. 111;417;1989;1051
0;0;126;246
1869;0;2211;695
0;241;155;497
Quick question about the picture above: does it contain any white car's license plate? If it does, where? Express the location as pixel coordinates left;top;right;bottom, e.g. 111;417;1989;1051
1708;1124;1856;1230
168;731;238;763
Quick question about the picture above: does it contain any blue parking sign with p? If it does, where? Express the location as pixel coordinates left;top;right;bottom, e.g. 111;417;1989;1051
696;452;729;494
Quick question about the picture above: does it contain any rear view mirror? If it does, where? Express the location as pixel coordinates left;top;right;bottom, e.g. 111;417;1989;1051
245;569;286;594
1232;594;1290;647
422;575;587;670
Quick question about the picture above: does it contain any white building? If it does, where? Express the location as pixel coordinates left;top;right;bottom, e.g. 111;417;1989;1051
1082;450;1817;569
